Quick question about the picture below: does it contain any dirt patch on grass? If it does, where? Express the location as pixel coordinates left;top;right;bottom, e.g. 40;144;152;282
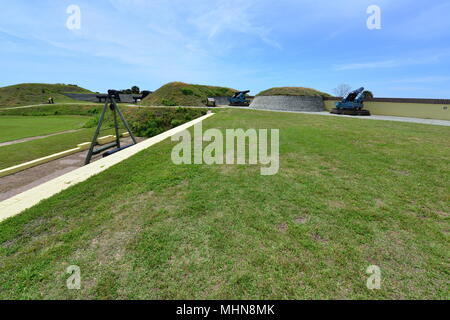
312;232;328;243
277;223;288;233
294;217;308;224
392;169;411;176
0;239;15;249
375;199;386;208
327;200;346;209
436;211;449;218
217;165;238;175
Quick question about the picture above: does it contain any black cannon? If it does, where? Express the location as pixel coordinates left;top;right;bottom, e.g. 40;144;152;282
330;87;371;116
229;90;251;106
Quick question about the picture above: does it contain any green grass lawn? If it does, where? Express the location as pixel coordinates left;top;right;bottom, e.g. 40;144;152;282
0;128;117;170
0;109;448;299
0;116;90;143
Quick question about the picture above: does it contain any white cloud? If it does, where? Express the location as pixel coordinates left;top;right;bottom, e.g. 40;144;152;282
333;54;445;71
189;0;281;49
390;76;450;84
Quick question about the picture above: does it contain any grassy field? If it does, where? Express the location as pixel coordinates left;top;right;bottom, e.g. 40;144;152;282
0;116;89;143
0;109;448;299
0;128;117;170
0;83;93;108
142;82;236;106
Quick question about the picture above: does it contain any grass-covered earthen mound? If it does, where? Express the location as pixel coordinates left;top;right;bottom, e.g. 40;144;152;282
141;82;236;106
257;87;331;98
0;83;93;108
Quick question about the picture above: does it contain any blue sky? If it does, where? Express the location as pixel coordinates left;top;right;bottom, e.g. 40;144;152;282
0;0;449;98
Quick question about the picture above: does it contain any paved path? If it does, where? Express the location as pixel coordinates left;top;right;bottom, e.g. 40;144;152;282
234;107;450;127
0;129;83;147
0;103;93;110
302;111;450;127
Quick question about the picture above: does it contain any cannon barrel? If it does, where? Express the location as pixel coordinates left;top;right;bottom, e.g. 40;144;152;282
233;90;250;95
229;90;251;106
343;87;364;102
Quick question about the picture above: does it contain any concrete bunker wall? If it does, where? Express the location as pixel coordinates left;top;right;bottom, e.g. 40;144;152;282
63;93;99;103
250;95;325;112
210;96;231;106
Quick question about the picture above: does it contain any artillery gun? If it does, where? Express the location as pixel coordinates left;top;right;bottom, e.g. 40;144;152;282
330;87;371;116
229;90;251;107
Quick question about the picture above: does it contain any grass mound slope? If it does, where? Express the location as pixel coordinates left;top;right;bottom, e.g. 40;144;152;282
141;82;236;106
0;83;93;108
257;87;331;97
0;109;448;299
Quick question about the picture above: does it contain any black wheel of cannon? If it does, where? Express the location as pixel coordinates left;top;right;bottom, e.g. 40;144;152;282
330;108;342;115
357;110;371;116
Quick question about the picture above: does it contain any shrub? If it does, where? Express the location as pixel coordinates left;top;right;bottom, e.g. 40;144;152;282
83;116;100;128
363;90;374;99
162;99;177;106
88;108;99;114
171;119;185;127
181;88;194;96
124;107;206;138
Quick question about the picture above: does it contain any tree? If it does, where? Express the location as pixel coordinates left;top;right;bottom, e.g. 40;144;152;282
131;86;140;94
333;84;352;97
363;90;374;99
